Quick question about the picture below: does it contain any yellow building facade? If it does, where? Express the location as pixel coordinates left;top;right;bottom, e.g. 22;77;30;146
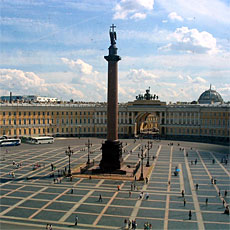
0;89;229;144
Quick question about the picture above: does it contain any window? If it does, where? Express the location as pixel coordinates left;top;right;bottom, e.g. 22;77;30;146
14;112;16;116
19;120;21;125
57;112;59;115
14;120;16;125
19;112;21;116
66;112;68;115
43;112;45;116
38;112;40;116
24;119;26;125
33;112;35;116
9;112;11;116
75;119;77;124
43;128;45;133
24;112;26;116
29;112;31;116
34;129;36;134
3;112;5;116
47;112;49;115
24;129;27;134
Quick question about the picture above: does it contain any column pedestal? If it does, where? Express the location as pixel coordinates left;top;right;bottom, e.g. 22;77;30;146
100;140;123;171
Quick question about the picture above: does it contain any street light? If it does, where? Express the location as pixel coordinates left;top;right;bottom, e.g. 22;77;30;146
146;141;152;167
139;146;144;181
85;139;92;164
65;146;73;176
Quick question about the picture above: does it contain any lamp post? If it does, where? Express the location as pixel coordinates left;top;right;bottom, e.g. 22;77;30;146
85;139;92;164
139;146;144;181
146;141;152;167
65;146;73;176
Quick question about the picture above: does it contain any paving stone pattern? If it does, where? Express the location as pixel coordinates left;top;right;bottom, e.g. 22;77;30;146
0;138;229;229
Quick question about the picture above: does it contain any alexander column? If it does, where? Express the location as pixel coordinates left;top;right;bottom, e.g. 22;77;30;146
100;24;123;171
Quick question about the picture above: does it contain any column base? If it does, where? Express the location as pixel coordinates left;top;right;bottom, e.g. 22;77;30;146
99;140;123;171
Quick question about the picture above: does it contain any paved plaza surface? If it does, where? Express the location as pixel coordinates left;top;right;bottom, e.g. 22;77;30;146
0;138;229;230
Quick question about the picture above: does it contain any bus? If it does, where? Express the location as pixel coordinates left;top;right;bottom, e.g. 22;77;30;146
30;136;54;144
0;138;21;147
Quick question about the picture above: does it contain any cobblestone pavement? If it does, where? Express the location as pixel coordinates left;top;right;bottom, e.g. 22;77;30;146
0;138;229;229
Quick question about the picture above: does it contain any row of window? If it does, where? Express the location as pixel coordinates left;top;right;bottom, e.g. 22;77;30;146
1;111;134;117
1;117;133;125
3;127;129;136
166;127;229;136
1;111;93;116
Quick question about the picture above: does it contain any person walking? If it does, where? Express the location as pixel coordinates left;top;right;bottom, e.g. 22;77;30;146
75;215;78;226
49;224;52;230
224;190;227;197
129;191;132;198
145;193;149;200
189;210;192;220
184;198;186;207
181;190;184;197
195;184;199;190
98;194;102;202
205;198;208;205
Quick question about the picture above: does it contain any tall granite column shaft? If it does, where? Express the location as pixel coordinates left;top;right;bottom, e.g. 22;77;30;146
107;60;119;141
99;25;123;171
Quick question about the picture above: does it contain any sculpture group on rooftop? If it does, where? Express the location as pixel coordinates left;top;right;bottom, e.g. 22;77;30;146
136;88;158;101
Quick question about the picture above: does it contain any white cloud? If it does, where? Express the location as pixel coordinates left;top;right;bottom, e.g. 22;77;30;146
159;0;230;25
160;27;219;54
162;19;168;23
168;12;183;21
130;13;146;20
61;58;94;75
125;69;158;83
0;69;84;100
113;0;154;20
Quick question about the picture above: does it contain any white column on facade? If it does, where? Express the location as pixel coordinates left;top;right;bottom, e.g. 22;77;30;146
168;112;171;125
160;112;162;125
103;112;105;124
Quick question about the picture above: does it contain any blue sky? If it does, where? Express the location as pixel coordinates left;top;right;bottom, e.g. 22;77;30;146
1;0;230;102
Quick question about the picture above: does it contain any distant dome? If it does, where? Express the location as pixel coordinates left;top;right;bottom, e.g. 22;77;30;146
198;87;223;104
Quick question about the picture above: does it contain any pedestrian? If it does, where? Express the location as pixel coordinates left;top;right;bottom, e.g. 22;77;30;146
117;185;120;191
184;198;186;206
124;219;127;228
205;198;208;205
145;177;148;184
195;184;199;190
71;188;73;194
191;161;193;165
195;159;197;165
98;194;102;202
219;190;221;196
128;219;131;229
189;210;192;220
139;192;143;199
70;176;73;182
211;178;213;184
75;215;78;226
129;191;131;198
181;190;184;197
49;224;52;230
212;159;215;164
145;193;149;200
224;205;229;215
168;181;171;186
46;224;49;229
223;199;225;207
224;190;227;197
214;179;216;184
